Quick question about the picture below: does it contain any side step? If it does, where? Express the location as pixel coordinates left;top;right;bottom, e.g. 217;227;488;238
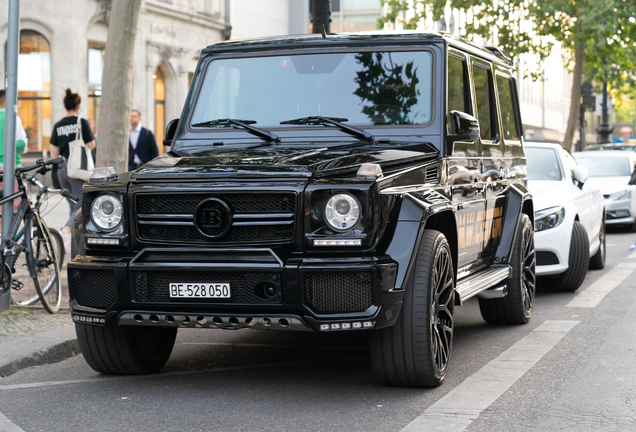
455;265;511;304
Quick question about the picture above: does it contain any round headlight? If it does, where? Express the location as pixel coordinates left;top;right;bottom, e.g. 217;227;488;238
324;193;360;232
91;194;123;232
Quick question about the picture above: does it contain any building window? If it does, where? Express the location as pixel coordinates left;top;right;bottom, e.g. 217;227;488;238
154;67;166;153
13;30;51;152
87;42;105;137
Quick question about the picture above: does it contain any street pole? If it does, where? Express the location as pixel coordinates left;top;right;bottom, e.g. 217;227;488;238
0;0;20;311
579;100;586;152
311;0;331;34
597;62;613;144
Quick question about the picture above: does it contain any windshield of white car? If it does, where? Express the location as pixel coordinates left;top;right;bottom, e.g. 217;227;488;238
190;51;433;128
575;156;632;177
525;147;562;181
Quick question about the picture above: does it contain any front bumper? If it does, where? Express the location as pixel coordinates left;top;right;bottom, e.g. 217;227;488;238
534;218;572;276
605;198;635;225
68;248;402;333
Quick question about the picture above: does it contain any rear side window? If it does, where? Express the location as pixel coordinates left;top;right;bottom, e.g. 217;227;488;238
496;75;519;141
473;64;496;141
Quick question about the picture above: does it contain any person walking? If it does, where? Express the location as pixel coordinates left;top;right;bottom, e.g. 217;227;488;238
50;88;95;249
128;109;158;171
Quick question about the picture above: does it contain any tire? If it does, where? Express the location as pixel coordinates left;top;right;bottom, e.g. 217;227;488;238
76;324;177;375
47;228;65;270
370;230;455;387
479;214;535;324
25;215;62;313
589;218;606;270
545;220;590;292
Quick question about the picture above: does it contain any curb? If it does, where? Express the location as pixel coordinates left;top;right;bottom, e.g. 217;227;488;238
0;339;81;378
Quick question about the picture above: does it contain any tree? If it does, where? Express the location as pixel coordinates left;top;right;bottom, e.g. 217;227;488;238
97;0;143;172
378;0;636;150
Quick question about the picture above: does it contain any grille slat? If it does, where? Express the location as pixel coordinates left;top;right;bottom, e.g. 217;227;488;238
137;251;278;263
136;192;296;243
305;272;373;313
69;269;117;310
134;271;282;304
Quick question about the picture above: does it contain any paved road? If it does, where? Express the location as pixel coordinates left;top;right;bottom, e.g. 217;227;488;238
1;229;635;432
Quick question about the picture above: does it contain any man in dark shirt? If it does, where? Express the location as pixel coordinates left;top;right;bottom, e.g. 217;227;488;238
128;109;159;171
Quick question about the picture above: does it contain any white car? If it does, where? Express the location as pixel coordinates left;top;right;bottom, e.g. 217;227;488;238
574;150;636;230
525;143;606;292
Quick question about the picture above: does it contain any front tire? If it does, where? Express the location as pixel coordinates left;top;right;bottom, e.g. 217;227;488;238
370;230;455;387
479;214;535;324
545;220;589;292
589;218;606;270
76;324;177;375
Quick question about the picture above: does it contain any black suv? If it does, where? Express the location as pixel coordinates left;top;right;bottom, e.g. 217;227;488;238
69;31;534;387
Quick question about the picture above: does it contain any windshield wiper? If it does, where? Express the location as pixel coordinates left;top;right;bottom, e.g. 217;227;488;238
280;116;374;142
192;118;280;142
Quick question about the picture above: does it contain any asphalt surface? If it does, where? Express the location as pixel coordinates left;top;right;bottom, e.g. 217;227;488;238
0;228;635;431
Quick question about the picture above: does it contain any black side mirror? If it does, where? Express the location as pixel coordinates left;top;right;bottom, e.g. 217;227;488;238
163;119;179;152
445;111;480;155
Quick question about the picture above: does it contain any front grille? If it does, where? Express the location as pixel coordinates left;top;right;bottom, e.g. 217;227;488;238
305;272;373;313
138;194;295;215
134;271;282;304
136;192;296;244
68;268;117;310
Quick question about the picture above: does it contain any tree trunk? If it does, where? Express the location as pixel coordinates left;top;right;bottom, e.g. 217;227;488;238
563;41;586;151
96;0;143;172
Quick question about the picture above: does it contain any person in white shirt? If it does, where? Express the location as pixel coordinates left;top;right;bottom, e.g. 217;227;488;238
128;109;158;171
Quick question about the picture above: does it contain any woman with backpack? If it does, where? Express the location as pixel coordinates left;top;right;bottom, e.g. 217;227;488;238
50;88;96;250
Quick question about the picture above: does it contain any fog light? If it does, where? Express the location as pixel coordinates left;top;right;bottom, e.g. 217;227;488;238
353;322;362;328
320;324;330;331
331;323;341;330
342;323;351;329
363;321;373;328
87;237;119;245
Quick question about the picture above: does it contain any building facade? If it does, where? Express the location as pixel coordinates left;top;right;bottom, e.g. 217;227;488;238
0;0;228;154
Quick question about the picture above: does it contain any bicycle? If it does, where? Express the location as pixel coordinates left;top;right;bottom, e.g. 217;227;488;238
0;157;79;313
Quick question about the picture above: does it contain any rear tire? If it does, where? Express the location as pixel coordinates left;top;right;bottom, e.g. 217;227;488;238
479;214;535;324
370;230;455;387
76;324;177;375
545;221;589;292
589;218;606;270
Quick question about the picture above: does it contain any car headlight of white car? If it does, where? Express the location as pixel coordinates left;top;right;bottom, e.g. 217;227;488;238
608;189;631;201
534;206;565;232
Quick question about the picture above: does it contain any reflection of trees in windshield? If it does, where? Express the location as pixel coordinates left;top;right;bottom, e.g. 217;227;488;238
354;52;420;125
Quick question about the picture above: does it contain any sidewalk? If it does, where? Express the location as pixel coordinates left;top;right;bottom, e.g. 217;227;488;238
0;154;79;377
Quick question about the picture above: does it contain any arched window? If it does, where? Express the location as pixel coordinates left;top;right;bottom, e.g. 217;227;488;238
15;30;51;152
154;67;165;153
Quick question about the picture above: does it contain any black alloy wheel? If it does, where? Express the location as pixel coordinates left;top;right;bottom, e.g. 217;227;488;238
479;214;535;324
370;230;455;387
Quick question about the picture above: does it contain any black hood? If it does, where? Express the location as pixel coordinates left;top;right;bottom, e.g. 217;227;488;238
131;142;438;180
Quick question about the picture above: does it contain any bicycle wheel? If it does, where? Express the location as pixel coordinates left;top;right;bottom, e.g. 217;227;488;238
48;228;65;270
24;214;61;313
11;237;41;307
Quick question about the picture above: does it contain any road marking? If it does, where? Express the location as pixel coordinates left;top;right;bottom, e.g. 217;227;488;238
0;412;24;432
566;263;635;308
401;320;579;432
181;342;366;351
0;356;367;391
628;251;636;259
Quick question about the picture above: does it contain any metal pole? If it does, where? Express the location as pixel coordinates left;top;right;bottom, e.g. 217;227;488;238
597;61;613;144
1;0;20;311
579;100;586;152
311;0;331;34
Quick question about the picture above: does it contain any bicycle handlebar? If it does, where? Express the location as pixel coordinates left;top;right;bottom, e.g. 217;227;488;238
61;189;80;203
17;157;65;175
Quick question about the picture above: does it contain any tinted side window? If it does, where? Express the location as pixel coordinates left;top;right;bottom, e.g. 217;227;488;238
496;75;519;141
473;65;496;141
448;56;469;115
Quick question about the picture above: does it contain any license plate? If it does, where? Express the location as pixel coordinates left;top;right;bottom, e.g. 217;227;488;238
169;282;231;299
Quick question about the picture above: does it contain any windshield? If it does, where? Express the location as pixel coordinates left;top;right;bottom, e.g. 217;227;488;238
525;147;562;181
191;51;434;128
575;156;632;177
